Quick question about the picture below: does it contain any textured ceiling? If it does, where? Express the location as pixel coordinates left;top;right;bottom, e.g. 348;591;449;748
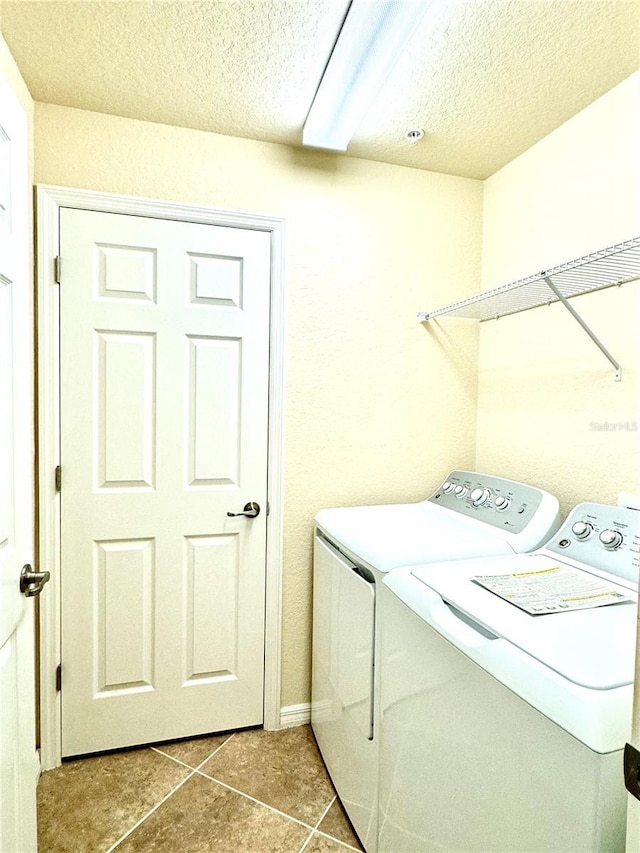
2;0;639;179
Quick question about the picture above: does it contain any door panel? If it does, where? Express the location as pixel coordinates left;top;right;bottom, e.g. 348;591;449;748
187;335;240;486
0;66;37;852
95;537;155;696
184;533;240;682
60;209;270;756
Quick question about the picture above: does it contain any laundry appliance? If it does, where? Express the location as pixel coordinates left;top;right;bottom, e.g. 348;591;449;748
311;470;561;852
379;501;639;852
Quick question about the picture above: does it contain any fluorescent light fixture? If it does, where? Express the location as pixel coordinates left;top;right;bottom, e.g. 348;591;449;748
303;0;430;152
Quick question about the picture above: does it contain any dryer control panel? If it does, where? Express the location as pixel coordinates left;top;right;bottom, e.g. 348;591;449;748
428;470;559;538
545;502;640;583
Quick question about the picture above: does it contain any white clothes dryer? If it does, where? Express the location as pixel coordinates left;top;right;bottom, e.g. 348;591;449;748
311;470;561;852
379;502;639;852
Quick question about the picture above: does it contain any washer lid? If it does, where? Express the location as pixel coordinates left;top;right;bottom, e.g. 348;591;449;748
315;501;515;574
411;553;638;690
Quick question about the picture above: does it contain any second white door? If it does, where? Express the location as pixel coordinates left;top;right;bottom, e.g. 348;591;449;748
59;208;271;757
0;62;38;853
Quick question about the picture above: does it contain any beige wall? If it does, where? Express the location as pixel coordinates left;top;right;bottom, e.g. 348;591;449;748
33;103;483;707
476;72;640;516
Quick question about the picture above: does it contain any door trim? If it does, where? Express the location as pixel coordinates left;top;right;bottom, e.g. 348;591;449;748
36;185;286;769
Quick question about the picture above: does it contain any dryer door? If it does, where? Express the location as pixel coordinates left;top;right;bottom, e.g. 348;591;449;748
312;535;375;739
311;534;376;850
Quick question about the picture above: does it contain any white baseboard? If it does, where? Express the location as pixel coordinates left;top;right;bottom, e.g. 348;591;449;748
279;702;311;728
32;749;41;784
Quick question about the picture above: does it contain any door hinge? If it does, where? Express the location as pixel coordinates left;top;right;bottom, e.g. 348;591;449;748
55;465;62;492
54;256;61;284
55;664;62;692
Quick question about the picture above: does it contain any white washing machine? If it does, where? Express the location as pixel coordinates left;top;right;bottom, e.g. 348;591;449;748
379;502;640;852
311;470;561;852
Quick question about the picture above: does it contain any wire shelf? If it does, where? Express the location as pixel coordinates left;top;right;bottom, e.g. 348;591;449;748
418;237;640;323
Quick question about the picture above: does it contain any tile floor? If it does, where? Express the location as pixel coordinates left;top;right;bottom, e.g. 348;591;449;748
36;725;364;853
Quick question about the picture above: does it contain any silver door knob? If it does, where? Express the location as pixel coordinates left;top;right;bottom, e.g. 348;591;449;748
20;564;51;597
227;501;260;519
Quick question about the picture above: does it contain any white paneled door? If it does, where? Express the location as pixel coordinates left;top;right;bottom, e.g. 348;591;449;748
59;209;271;757
0;68;38;851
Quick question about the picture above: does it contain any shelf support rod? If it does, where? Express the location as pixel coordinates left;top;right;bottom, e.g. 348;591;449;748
542;276;621;381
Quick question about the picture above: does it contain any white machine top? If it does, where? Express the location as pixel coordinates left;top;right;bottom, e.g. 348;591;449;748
410;551;636;690
385;502;640;752
315;470;560;573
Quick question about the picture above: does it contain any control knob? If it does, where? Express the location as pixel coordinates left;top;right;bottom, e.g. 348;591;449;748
571;521;593;541
442;481;455;494
454;485;468;499
494;496;511;512
470;487;491;507
599;529;623;550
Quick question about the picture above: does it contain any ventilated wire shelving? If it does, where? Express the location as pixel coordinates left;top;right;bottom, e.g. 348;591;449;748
418;236;640;381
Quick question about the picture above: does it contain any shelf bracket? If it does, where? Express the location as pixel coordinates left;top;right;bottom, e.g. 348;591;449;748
542;276;621;382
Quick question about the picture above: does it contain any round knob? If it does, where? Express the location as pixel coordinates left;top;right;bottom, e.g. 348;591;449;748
494;496;511;512
599;529;623;550
571;521;593;540
442;481;455;494
470;487;490;507
454;485;468;498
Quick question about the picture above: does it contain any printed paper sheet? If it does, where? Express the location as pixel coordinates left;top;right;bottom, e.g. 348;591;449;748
472;565;633;615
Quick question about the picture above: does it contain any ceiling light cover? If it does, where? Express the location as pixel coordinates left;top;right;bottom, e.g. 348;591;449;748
303;0;430;151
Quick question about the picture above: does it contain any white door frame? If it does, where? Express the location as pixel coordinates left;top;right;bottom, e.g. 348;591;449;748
36;185;286;769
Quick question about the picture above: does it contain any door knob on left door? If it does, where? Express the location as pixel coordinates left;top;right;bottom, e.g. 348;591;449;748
20;564;51;597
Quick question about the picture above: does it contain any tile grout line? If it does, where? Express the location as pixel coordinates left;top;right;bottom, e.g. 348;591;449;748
310;794;364;850
151;730;237;772
296;795;336;853
312;827;364;852
108;735;240;851
297;794;366;853
105;768;199;853
195;731;237;767
149;748;200;773
314;795;337;830
104;768;358;853
78;731;357;852
194;744;361;850
194;768;319;832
